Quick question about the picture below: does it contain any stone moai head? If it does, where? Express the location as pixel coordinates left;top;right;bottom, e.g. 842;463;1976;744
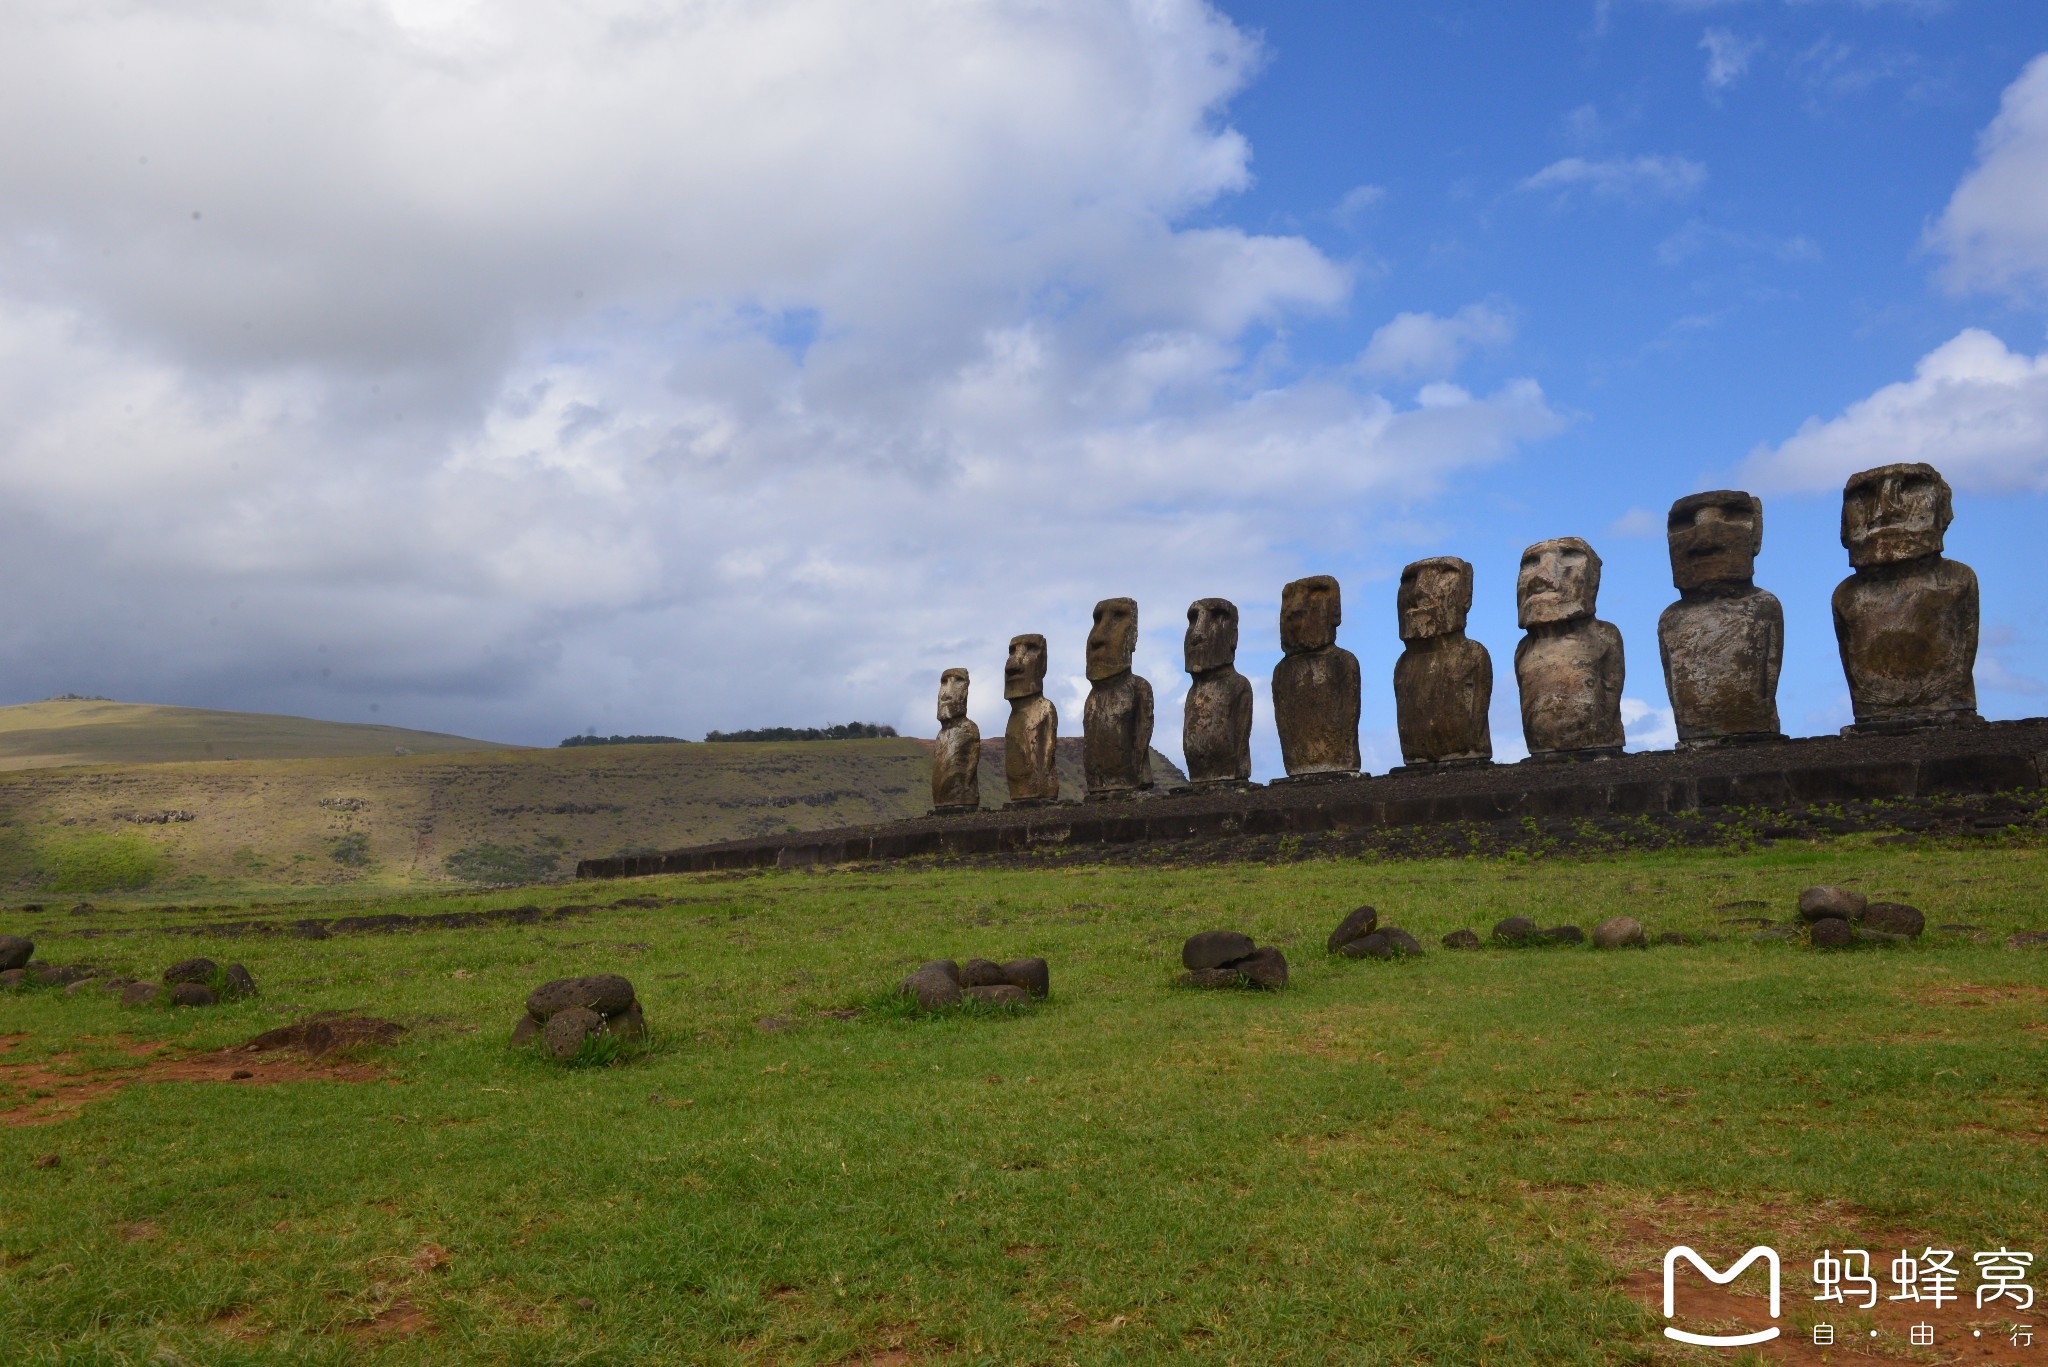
1086;598;1138;682
1398;557;1473;642
1279;575;1341;654
937;668;969;724
1517;537;1602;629
1003;634;1047;701
1184;598;1239;674
1842;462;1953;569
1667;490;1763;592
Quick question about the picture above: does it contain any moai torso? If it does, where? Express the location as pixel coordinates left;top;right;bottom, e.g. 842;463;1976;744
1183;598;1253;785
930;668;981;810
1831;463;1979;728
1393;556;1492;766
1272;575;1361;777
1082;597;1153;796
1515;538;1625;757
1656;491;1783;744
1002;634;1061;802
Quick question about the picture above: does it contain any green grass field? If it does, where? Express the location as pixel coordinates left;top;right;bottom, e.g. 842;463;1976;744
3;835;2046;1364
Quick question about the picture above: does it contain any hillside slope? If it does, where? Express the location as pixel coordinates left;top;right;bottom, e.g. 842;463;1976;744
0;699;522;769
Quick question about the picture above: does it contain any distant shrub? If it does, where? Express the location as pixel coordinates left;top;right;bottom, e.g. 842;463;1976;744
703;723;898;742
559;734;690;748
39;832;165;893
443;843;561;885
330;832;371;867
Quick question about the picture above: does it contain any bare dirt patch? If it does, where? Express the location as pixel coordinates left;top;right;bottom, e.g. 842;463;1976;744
1912;984;2048;1008
341;1298;435;1341
1;1035;387;1126
245;1014;406;1057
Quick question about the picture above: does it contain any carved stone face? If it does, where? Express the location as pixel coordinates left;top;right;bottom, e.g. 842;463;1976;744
1279;576;1341;654
1398;557;1473;642
937;668;969;724
1517;537;1602;628
1184;598;1239;674
1668;490;1763;592
1086;598;1138;682
1842;462;1952;569
1003;634;1047;700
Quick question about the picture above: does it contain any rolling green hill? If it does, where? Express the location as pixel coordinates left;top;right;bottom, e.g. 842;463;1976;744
0;699;523;769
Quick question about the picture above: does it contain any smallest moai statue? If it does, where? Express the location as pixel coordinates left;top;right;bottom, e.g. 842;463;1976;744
1271;575;1362;780
1183;598;1253;787
1658;491;1784;749
1514;537;1625;761
1832;463;1980;734
930;667;980;814
1003;634;1060;805
1392;557;1492;770
1082;597;1154;799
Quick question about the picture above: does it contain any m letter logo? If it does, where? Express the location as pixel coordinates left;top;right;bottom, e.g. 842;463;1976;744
1662;1245;1782;1346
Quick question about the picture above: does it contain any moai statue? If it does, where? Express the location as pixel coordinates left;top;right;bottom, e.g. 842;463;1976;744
1272;575;1362;780
1514;537;1625;760
1003;634;1060;805
930;668;980;813
1658;491;1784;749
1833;462;1980;733
1183;598;1253;786
1392;557;1492;770
1082;597;1154;798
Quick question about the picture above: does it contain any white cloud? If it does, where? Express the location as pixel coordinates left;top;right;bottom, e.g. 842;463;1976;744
1743;329;2048;493
1620;697;1676;752
1518;155;1707;203
1358;303;1516;382
0;1;1567;766
1930;52;2048;302
1700;29;1760;92
1608;507;1662;538
1335;184;1386;229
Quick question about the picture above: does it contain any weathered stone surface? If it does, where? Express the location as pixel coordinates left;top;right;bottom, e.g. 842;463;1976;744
1183;598;1253;785
527;974;637;1021
163;958;218;986
221;964;258;999
544;1006;604;1060
1178;967;1247;989
1326;905;1379;955
1338;931;1389;959
1659;491;1784;746
931;668;982;810
1373;927;1423;957
168;982;217;1007
1515;538;1625;757
959;958;1007;988
1183;930;1257;970
917;960;962;985
1002;635;1060;802
1798;886;1867;923
64;977;101;998
1273;576;1361;777
1223;945;1288;988
1442;928;1482;950
2009;931;2048;949
1493;916;1538;945
1000;958;1050;999
1541;925;1585;946
1832;463;1980;731
1394;557;1493;765
35;964;91;987
899;963;962;1009
0;968;22;989
120;981;159;1006
510;1012;541;1047
1862;902;1925;938
1083;599;1153;797
0;935;31;971
1809;917;1855;949
1591;915;1645;949
609;1001;648;1040
964;983;1029;1006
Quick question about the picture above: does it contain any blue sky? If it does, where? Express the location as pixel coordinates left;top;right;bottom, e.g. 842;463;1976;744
0;1;2043;778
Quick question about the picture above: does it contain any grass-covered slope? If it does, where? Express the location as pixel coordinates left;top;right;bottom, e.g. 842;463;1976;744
2;836;2044;1362
0;699;523;769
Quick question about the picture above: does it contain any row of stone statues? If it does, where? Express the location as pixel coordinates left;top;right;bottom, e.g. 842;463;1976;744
931;462;1982;808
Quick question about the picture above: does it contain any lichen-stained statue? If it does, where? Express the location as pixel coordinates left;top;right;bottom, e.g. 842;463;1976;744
1182;598;1253;785
1081;597;1154;797
1514;537;1625;760
930;668;980;813
1002;634;1060;804
1657;491;1785;748
1392;557;1492;768
1271;575;1362;779
1832;462;1980;733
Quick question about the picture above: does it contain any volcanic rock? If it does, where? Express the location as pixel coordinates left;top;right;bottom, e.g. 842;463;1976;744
1441;928;1482;950
1183;930;1257;971
1326;905;1379;955
1001;958;1050;999
0;935;31;971
526;974;636;1021
544;1006;604;1061
1861;902;1925;938
168;982;217;1007
1809;917;1855;949
1591;916;1645;949
163;958;219;986
1798;887;1866;923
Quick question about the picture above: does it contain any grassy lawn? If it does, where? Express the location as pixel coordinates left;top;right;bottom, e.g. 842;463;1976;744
2;836;2045;1364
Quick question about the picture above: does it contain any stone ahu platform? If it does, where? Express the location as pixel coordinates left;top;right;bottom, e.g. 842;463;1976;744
575;718;2048;879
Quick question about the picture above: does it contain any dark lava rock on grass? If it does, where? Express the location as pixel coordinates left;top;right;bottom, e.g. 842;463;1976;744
2009;931;2048;949
510;1013;540;1047
1223;946;1288;988
964;984;1029;1006
1591;916;1645;950
163;958;218;986
1862;902;1925;938
1326;906;1379;955
34;964;93;987
1001;958;1050;999
1492;917;1538;946
247;1015;407;1057
1541;925;1585;946
0;969;24;989
1655;932;1693;946
168;983;217;1007
959;958;1007;988
1798;887;1866;923
1343;929;1422;960
1441;928;1482;950
220;964;258;999
1809;917;1855;949
1183;930;1256;970
527;974;636;1020
120;981;160;1006
544;1006;605;1061
0;935;31;971
899;961;963;1009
